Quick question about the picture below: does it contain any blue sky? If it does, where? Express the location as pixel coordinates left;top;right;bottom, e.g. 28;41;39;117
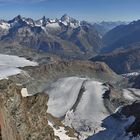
0;0;140;22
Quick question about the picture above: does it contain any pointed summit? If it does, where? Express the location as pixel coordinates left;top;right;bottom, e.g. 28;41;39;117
61;14;80;28
8;15;23;24
13;15;23;22
61;14;70;22
15;15;22;20
41;16;47;26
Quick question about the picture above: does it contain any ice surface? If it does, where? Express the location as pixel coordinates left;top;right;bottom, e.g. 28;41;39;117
46;77;110;139
0;54;37;80
46;77;86;117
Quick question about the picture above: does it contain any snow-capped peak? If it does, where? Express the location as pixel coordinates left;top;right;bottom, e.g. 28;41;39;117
0;21;10;30
8;15;28;28
61;14;71;22
60;14;80;28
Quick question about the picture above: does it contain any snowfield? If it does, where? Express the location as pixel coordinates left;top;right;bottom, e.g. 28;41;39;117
0;54;37;80
123;88;140;101
45;77;110;139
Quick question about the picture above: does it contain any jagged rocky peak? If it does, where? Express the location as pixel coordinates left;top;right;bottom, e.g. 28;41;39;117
61;14;80;27
13;15;22;21
40;16;47;26
7;15;28;28
8;15;23;23
61;14;71;21
23;17;35;26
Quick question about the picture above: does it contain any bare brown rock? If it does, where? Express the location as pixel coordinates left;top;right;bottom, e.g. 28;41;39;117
0;80;55;140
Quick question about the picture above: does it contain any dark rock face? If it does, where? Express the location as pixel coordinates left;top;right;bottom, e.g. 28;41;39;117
91;20;140;74
0;80;55;140
128;75;140;89
93;21;127;36
121;101;140;137
91;45;140;74
102;20;140;52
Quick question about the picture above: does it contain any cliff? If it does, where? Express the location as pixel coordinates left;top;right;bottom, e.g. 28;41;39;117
0;80;55;140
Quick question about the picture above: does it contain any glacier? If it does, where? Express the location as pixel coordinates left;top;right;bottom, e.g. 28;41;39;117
45;77;110;139
0;54;37;80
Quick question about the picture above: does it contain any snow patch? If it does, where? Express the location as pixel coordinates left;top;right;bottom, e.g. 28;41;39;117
46;22;60;29
122;72;140;77
123;88;140;101
21;88;30;97
48;121;77;140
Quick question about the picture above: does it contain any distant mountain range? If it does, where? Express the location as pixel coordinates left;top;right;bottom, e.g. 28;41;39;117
1;14;139;74
91;44;140;74
0;14;102;59
91;20;140;74
102;20;140;52
0;14;127;59
93;21;128;36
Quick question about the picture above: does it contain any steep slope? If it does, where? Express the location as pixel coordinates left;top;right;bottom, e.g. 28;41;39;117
46;77;111;139
125;73;140;89
0;80;77;140
0;55;77;140
91;44;140;74
93;21;128;36
88;101;140;140
0;53;138;140
0;80;55;140
102;20;140;52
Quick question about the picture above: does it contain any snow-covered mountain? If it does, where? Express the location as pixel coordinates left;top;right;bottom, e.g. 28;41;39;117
45;76;140;139
0;15;140;140
0;15;129;59
0;15;102;59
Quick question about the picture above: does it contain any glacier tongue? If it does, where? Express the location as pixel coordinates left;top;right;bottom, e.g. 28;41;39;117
46;77;110;139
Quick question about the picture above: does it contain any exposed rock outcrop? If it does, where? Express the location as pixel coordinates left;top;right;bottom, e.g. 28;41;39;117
0;80;55;140
8;60;123;96
121;101;140;137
